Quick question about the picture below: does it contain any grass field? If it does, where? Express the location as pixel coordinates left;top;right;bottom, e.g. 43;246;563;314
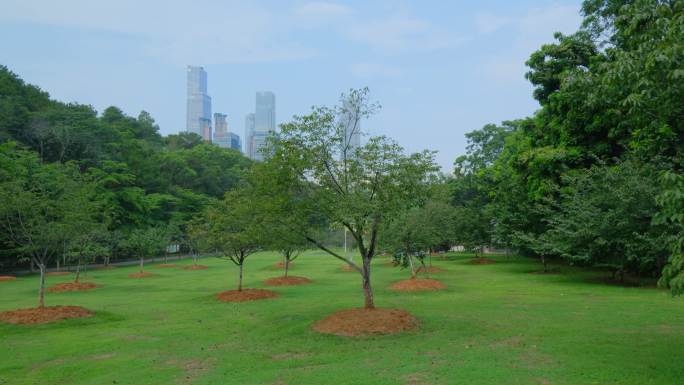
1;252;683;385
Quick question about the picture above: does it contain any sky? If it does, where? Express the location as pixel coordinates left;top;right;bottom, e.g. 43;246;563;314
0;0;584;171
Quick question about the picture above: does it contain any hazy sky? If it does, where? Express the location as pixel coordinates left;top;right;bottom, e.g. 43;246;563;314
0;0;583;170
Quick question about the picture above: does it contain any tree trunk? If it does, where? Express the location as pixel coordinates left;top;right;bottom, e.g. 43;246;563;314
139;257;144;273
361;257;375;309
541;254;547;273
238;263;244;291
104;256;110;267
164;251;168;264
284;256;290;278
56;259;60;271
408;254;416;279
429;252;433;268
38;262;46;308
74;262;81;283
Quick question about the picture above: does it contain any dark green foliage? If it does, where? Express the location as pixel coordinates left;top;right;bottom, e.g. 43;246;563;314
0;65;251;270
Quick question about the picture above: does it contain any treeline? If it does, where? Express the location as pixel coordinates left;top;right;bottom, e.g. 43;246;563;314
0;65;251;271
451;0;684;291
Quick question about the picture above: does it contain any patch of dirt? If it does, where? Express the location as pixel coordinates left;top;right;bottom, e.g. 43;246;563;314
490;336;524;349
264;276;312;286
340;264;357;272
96;265;116;270
167;357;216;385
0;276;16;281
390;278;447;292
468;257;496;265
183;265;208;270
46;271;71;276
417;267;444;273
215;289;279;302
47;282;101;292
0;306;93;325
155;264;178;268
312;308;418;336
128;272;156;278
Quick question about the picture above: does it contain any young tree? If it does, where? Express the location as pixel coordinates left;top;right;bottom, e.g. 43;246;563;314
261;89;437;308
125;227;167;274
204;189;262;291
0;143;94;307
382;208;431;279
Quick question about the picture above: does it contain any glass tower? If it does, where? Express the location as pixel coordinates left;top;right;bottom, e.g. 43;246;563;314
186;66;212;137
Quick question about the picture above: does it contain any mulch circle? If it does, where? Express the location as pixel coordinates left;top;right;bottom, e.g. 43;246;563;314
263;276;312;286
183;265;208;270
390;278;447;292
312;308;418;337
46;272;71;276
0;276;16;282
128;272;156;278
468;258;496;265
417;267;444;273
215;289;279;302
0;306;93;325
155;264;178;268
48;282;101;293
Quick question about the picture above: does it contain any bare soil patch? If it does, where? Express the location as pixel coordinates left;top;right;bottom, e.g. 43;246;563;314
183;265;208;270
0;305;93;325
0;276;16;281
390;278;447;292
46;271;71;276
312;308;418;336
215;289;279;302
264;276;312;286
155;264;178;268
417;267;444;274
468;257;496;265
340;264;356;272
48;282;101;292
96;265;116;270
128;272;156;278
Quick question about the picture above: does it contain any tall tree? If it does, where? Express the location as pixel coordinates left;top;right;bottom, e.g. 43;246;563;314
261;88;438;308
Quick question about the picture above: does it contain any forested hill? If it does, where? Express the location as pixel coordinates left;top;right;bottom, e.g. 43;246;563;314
451;0;684;293
0;66;251;269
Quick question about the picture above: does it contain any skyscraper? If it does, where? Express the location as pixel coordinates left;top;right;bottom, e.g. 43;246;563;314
244;113;255;158
214;112;242;151
186;66;212;138
250;91;276;161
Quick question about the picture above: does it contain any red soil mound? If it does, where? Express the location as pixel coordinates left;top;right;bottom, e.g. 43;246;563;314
155;264;178;268
128;272;156;278
264;276;312;286
312;308;418;336
183;265;208;270
417;267;444;273
390;278;447;292
46;272;71;276
0;306;93;325
468;257;496;265
215;289;279;302
0;276;16;282
48;282;101;292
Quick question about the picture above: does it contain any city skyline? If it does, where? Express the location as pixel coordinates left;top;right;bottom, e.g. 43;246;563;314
0;0;584;170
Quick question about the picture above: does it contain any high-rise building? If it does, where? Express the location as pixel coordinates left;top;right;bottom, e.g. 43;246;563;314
186;66;212;138
249;92;275;161
255;91;276;132
244;113;255;158
214;112;242;151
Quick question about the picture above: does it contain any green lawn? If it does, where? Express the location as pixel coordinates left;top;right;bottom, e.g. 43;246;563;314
1;252;683;385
